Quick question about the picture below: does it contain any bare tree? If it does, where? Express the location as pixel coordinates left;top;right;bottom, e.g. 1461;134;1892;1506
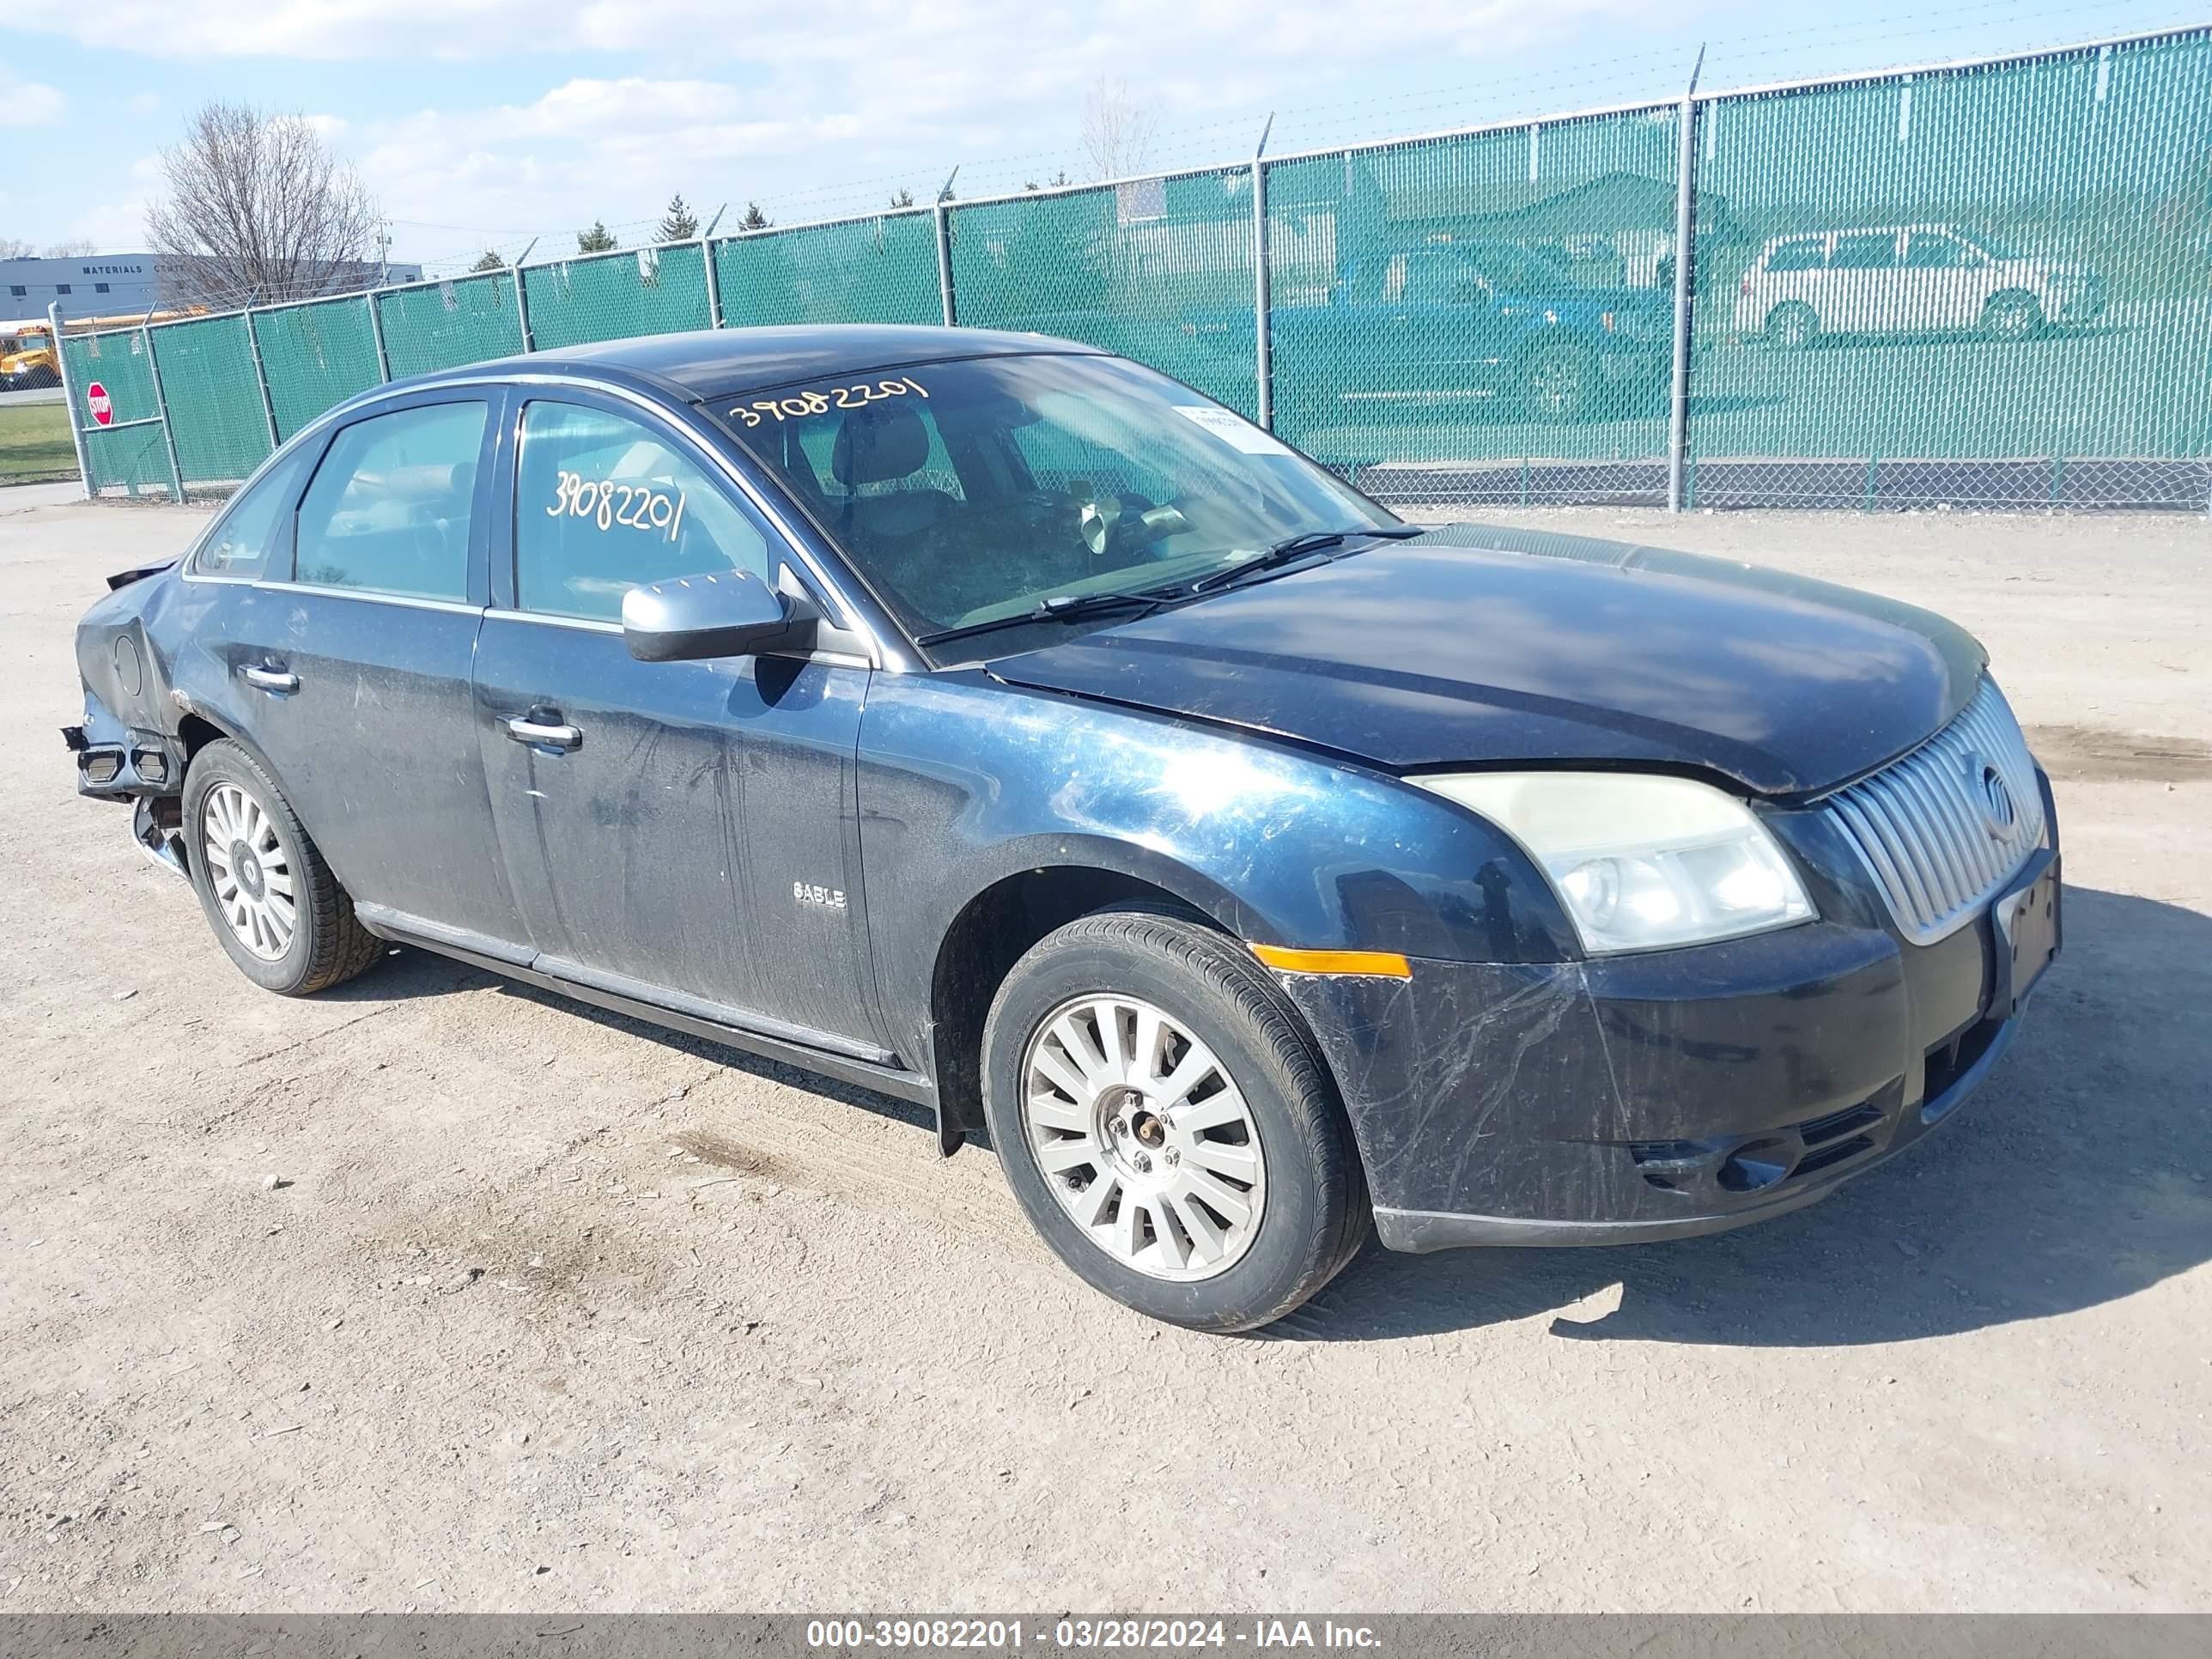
145;101;380;307
0;238;34;259
1081;78;1159;181
45;238;98;257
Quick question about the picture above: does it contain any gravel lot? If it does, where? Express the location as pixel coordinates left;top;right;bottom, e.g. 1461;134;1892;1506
3;493;2208;1613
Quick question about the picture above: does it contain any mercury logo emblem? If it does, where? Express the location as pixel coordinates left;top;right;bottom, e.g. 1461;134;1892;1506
1969;754;2017;837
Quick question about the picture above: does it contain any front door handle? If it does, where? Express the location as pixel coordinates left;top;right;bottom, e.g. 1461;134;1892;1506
506;714;582;751
242;664;299;693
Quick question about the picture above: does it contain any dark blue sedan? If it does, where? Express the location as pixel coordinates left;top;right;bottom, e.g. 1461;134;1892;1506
65;326;2060;1331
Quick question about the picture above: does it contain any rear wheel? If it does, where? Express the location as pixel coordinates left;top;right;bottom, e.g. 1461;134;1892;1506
1766;301;1820;349
1981;290;2043;339
1522;340;1592;420
182;739;384;996
981;908;1369;1332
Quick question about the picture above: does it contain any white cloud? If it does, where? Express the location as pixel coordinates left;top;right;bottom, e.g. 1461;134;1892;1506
14;0;1674;264
1;83;68;127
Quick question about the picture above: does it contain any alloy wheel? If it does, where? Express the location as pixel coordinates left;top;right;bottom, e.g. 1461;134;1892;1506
1020;994;1267;1282
200;781;298;962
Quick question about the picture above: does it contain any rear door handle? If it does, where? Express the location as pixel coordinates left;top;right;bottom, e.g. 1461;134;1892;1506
241;664;299;693
506;714;582;751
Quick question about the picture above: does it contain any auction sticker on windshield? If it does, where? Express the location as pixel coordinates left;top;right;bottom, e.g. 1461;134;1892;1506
1174;404;1293;455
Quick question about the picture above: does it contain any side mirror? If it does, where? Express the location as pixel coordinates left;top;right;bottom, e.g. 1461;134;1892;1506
622;568;799;662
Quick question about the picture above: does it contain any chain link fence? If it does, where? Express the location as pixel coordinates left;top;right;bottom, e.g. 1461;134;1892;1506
55;24;2212;514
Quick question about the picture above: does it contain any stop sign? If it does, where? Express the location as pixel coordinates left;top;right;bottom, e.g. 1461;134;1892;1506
86;382;112;426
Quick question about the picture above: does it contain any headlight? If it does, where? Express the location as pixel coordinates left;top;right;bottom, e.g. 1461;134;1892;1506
1413;771;1814;954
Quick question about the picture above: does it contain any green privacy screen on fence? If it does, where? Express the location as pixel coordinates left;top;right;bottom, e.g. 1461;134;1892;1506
713;213;942;329
1267;106;1680;502
64;329;169;494
1686;28;2212;508
374;273;525;380
949;168;1261;418
524;243;714;349
151;315;272;484
254;296;381;441
57;26;2210;509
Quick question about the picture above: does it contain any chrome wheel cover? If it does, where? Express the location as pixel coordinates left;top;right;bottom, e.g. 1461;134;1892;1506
200;781;298;963
1020;994;1267;1282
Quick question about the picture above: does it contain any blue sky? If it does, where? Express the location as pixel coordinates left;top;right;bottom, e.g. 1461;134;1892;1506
3;0;2201;275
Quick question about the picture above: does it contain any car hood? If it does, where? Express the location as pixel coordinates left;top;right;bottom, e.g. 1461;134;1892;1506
985;524;1987;797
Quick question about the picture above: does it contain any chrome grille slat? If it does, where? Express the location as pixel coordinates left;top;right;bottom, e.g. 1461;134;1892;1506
1821;678;2045;945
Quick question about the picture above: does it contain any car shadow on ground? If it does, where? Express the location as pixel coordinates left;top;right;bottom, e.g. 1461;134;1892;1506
1279;884;2212;1345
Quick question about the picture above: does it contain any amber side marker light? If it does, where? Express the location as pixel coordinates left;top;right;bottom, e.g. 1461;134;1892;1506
1249;944;1413;979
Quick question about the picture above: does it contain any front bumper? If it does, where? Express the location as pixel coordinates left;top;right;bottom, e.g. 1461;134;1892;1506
1278;800;2060;1254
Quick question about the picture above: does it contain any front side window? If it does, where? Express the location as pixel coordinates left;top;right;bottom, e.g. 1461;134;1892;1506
294;400;486;601
514;402;772;623
1904;232;1974;270
193;448;310;579
720;353;1397;644
1764;239;1826;273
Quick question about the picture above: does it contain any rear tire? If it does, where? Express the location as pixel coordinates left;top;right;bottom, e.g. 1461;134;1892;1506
1522;340;1592;420
182;739;384;996
981;908;1370;1333
1981;291;2043;339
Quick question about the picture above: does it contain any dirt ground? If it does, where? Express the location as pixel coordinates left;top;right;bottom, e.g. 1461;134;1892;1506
2;492;2208;1613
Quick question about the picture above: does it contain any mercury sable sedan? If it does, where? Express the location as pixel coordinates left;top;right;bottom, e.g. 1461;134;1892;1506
66;326;2060;1331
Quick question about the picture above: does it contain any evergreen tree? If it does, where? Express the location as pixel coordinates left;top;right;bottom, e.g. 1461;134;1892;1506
890;188;915;210
740;203;770;230
658;193;700;242
576;221;619;253
469;248;505;272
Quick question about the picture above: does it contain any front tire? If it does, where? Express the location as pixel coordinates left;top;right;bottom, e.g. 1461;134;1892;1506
981;909;1370;1332
182;739;384;996
1766;301;1820;349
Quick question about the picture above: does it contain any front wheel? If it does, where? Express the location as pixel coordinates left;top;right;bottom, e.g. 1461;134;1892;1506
1766;301;1820;349
182;738;385;996
981;908;1370;1332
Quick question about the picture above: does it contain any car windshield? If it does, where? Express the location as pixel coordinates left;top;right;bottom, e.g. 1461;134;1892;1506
714;352;1399;647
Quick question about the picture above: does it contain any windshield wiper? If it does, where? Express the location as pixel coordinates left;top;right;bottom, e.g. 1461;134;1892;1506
915;586;1176;648
1186;526;1422;596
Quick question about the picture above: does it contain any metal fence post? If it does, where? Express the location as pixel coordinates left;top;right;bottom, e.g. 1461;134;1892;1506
48;302;94;499
701;234;725;328
1251;113;1275;430
934;202;957;327
366;292;392;382
140;320;188;503
1665;48;1705;514
241;307;282;453
513;266;535;352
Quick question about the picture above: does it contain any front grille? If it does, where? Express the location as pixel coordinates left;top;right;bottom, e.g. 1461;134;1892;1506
1823;678;2045;945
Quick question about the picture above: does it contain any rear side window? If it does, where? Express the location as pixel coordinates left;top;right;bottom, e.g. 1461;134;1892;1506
294;401;487;601
514;401;772;623
193;448;309;579
1765;239;1826;272
1830;232;1899;270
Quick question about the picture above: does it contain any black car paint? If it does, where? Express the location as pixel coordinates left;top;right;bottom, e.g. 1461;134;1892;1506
69;327;2051;1251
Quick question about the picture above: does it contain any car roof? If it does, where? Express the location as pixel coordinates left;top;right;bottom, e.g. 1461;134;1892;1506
456;324;1106;402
